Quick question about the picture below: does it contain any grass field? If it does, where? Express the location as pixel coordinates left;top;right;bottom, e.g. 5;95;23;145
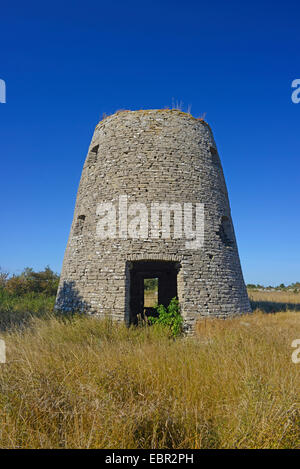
0;291;299;449
249;290;300;313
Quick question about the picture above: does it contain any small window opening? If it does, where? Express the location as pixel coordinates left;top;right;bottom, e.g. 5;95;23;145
210;146;221;167
144;278;158;308
216;216;233;247
74;215;86;235
87;144;99;165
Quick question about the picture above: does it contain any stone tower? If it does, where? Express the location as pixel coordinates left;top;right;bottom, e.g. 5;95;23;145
56;109;251;330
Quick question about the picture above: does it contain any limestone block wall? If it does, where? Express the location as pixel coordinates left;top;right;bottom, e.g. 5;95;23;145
56;109;251;330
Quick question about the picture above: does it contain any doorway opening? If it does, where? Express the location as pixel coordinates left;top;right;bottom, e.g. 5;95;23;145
128;260;179;324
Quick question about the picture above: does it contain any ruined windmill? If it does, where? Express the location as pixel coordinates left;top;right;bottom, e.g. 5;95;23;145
56;109;251;331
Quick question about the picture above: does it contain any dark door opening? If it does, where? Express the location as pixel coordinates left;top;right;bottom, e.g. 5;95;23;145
129;260;178;324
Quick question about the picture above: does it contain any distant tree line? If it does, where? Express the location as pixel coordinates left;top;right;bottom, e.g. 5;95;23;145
0;266;60;297
0;265;298;297
247;282;300;292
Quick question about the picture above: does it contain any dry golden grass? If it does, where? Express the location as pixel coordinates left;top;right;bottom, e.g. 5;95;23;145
0;302;299;449
249;290;300;314
249;289;300;304
144;290;158;308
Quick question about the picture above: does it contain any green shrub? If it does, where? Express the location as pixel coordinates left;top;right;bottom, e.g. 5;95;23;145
5;266;59;296
148;297;183;337
0;289;56;330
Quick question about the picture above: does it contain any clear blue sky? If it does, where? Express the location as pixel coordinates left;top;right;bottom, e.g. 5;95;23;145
0;0;299;286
